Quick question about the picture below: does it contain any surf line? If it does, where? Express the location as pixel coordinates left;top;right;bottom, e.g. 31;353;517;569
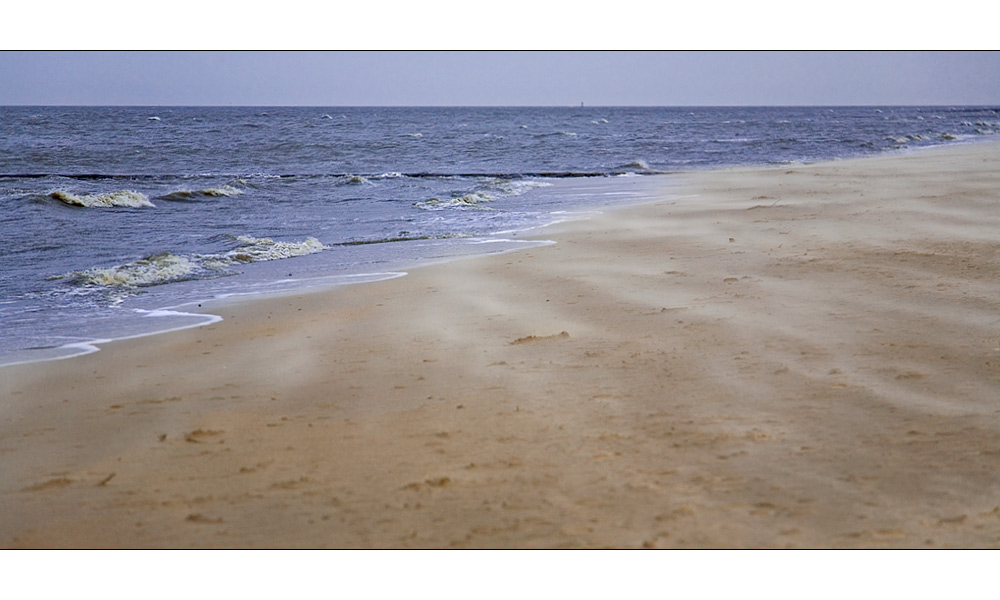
42;310;225;365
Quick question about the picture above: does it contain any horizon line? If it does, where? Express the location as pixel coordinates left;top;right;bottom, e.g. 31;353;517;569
3;103;998;108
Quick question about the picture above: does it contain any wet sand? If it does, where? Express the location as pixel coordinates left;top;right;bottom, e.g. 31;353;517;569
3;141;999;548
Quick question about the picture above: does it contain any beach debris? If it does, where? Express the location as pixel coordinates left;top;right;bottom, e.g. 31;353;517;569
401;476;452;491
510;331;570;345
184;428;224;443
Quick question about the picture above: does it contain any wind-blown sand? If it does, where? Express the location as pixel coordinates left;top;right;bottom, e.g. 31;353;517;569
3;141;999;548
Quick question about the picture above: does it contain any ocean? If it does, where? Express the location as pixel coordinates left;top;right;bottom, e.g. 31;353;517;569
2;105;997;366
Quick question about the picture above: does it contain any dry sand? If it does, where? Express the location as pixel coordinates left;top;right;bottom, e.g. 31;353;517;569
2;141;999;548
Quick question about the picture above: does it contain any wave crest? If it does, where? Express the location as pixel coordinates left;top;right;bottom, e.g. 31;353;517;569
414;191;497;211
220;236;328;264
159;185;243;201
69;253;200;288
59;236;328;289
337;175;372;185
620;160;651;170
50;190;154;208
486;179;553;195
413;178;550;211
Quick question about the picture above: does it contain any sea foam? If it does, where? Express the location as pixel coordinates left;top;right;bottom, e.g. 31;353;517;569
61;236;328;289
70;253;201;288
50;189;155;208
414;191;497;210
414;178;551;211
221;236;328;264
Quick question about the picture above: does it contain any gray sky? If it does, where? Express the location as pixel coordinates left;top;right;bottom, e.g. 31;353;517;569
1;51;998;106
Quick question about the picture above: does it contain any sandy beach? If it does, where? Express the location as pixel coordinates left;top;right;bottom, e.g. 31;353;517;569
2;140;999;548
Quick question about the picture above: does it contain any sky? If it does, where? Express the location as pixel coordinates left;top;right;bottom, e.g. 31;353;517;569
1;51;997;107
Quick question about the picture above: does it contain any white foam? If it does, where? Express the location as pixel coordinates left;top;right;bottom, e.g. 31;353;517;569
464;238;556;246
488;179;553;196
414;179;551;212
50;189;155;208
224;236;328;263
135;308;220;321
621;160;651;170
414;191;497;211
205;272;408;302
73;253;200;288
61;237;329;290
20;310;225;365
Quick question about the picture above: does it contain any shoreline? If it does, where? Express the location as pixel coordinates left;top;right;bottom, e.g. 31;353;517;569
0;139;982;370
0;174;671;369
3;140;999;548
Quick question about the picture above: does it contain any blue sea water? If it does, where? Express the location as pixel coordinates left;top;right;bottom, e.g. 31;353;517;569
1;105;998;366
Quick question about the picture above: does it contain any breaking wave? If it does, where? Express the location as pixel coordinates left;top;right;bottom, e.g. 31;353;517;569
485;179;552;196
620;160;651;170
337;175;372;185
414;191;498;210
64;253;201;288
414;178;552;211
159;185;243;201
58;236;328;289
212;235;328;266
50;189;154;208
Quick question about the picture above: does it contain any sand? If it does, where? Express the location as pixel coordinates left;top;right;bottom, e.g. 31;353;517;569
2;141;999;549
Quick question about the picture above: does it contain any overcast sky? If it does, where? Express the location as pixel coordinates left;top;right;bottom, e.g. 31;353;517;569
1;51;997;106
